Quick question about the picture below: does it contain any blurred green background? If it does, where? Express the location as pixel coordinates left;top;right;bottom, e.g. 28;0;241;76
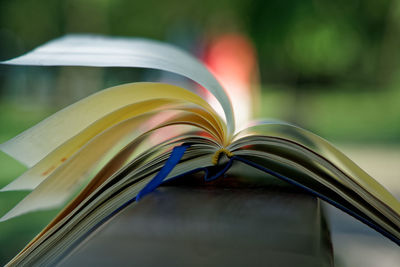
0;0;399;266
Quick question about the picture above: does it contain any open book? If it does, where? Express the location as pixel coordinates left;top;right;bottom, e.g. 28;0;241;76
1;35;399;266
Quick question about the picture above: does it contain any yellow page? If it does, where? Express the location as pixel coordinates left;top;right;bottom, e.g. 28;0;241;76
0;110;214;221
1;100;221;192
0;82;227;168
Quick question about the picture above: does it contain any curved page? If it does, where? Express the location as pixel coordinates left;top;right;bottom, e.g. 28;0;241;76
0;82;225;167
233;120;400;217
0;111;212;221
1;34;234;136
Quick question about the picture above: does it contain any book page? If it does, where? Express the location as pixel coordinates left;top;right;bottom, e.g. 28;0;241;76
1;34;235;136
0;111;215;221
233;121;400;217
0;82;225;168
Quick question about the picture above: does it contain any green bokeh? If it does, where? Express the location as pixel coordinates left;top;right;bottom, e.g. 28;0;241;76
0;0;400;264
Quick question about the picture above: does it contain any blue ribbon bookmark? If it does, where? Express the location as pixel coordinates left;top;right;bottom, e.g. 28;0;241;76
136;144;190;201
137;145;235;200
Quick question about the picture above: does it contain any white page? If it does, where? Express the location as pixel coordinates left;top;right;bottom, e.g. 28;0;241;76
2;34;234;135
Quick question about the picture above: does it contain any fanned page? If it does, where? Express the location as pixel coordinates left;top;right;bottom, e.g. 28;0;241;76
0;82;225;221
0;82;225;169
1;34;235;159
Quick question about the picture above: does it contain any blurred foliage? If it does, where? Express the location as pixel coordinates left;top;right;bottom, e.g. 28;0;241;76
0;0;400;264
0;0;399;143
1;0;400;84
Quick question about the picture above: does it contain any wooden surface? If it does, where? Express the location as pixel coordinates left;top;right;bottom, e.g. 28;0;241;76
60;161;333;267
